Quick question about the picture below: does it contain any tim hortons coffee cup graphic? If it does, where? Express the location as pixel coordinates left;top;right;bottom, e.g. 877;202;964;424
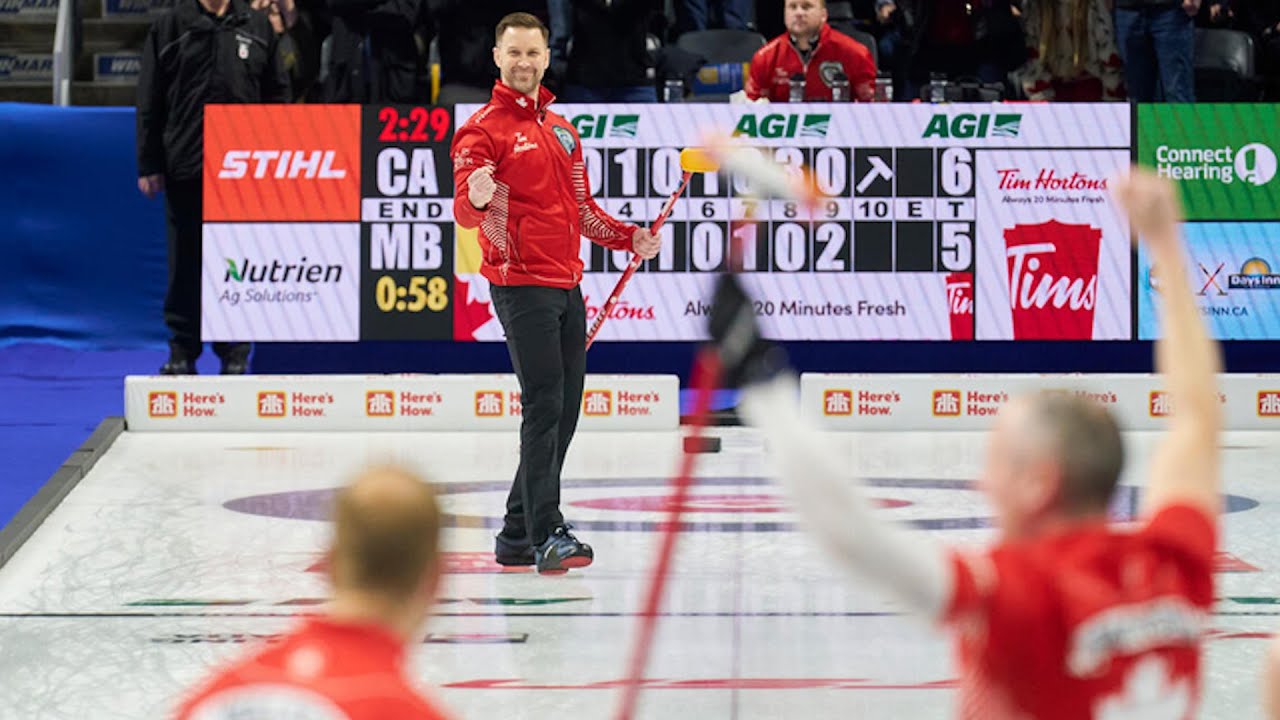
1003;220;1102;340
946;272;974;340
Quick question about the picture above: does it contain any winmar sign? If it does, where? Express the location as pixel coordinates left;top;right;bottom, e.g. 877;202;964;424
923;113;1022;139
732;114;831;139
570;114;640;139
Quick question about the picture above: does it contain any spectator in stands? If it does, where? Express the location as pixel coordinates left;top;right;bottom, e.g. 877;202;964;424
882;0;1023;101
677;0;752;34
430;1;547;105
745;0;876;102
136;0;289;376
560;0;659;102
252;0;323;100
1022;0;1126;101
1237;0;1280;99
321;0;431;102
1114;0;1200;101
174;465;454;719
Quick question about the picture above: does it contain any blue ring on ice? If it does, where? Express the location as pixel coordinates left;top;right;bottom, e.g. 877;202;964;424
222;477;1259;532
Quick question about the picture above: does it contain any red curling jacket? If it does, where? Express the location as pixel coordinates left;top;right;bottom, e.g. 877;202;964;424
745;23;876;103
451;81;638;288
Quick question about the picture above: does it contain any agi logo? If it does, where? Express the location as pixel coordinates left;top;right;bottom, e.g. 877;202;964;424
148;391;178;418
569;114;640;139
733;114;830;139
923;113;1021;139
583;390;612;417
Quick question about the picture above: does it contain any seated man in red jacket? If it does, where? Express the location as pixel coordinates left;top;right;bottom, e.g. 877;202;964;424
745;0;877;102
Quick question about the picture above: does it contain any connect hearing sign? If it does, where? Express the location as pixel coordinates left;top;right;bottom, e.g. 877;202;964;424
1137;105;1280;339
201;102;1280;343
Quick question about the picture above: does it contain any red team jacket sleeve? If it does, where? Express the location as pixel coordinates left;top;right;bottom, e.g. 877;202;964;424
843;41;877;101
451;123;498;230
1141;503;1217;606
569;137;637;251
745;46;771;100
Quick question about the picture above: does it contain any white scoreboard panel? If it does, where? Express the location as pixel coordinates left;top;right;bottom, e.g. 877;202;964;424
455;103;1132;342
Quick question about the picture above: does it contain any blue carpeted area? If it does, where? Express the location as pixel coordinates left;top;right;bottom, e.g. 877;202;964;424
0;343;193;529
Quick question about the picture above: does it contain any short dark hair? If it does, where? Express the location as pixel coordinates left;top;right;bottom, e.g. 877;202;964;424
495;12;549;45
1031;393;1125;514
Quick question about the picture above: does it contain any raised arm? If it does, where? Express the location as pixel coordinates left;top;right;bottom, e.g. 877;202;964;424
1112;169;1222;519
711;275;951;618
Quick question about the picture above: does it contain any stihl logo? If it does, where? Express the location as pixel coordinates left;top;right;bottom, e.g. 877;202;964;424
366;391;395;417
1149;391;1173;417
258;391;286;418
823;390;853;416
1259;391;1280;417
583;390;612;416
475;391;504;417
148;391;177;418
218;150;348;179
933;390;961;417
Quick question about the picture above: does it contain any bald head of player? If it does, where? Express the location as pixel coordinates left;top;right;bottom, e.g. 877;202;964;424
327;465;443;639
980;393;1125;540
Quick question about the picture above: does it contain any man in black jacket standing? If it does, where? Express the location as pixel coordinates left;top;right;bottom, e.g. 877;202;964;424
560;0;658;103
136;0;289;375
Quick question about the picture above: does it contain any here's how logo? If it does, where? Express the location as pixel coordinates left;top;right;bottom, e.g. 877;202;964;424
932;390;961;417
583;390;613;417
148;391;177;418
475;390;503;417
257;391;286;418
923;113;1021;139
822;389;853;416
733;114;830;139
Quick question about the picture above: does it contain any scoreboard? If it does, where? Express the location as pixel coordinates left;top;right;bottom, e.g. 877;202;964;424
201;102;1148;342
454;103;1132;342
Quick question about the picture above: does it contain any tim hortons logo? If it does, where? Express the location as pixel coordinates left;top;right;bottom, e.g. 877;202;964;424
933;390;961;417
583;390;613;417
258;391;286;418
1004;220;1103;340
946;272;974;341
366;391;395;417
823;389;853;416
1259;391;1280;417
475;391;504;417
148;391;177;418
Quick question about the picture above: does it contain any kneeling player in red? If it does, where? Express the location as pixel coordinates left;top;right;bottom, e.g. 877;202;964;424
711;168;1220;719
174;465;453;720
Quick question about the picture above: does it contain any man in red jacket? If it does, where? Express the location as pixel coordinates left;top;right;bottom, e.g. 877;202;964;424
452;12;660;575
174;465;453;719
745;0;877;102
